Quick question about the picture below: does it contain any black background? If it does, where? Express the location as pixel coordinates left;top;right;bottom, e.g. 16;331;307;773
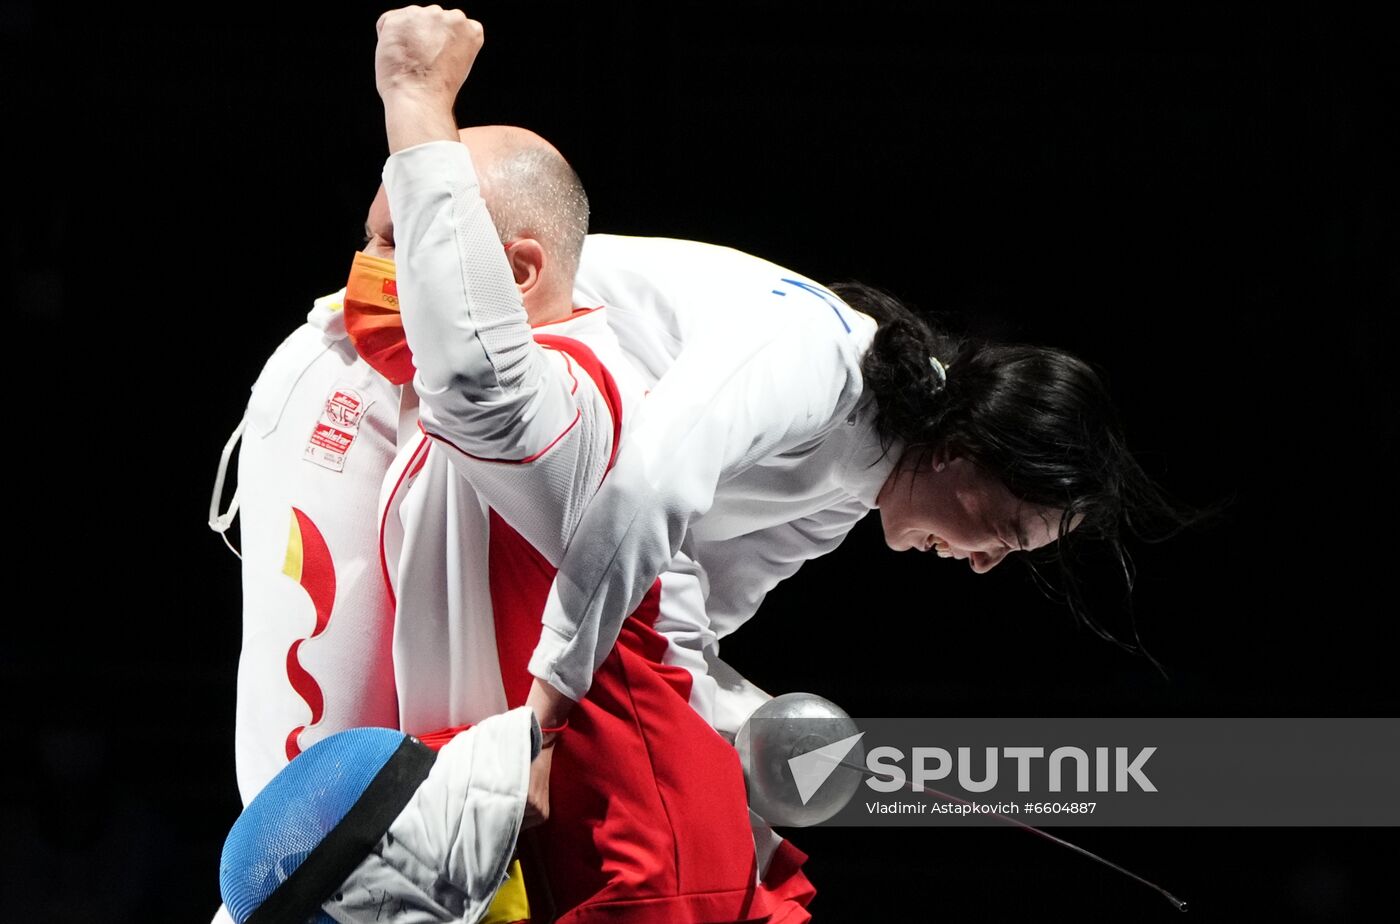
4;1;1393;919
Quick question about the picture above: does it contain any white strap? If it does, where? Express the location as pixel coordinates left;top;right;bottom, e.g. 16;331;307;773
209;415;246;559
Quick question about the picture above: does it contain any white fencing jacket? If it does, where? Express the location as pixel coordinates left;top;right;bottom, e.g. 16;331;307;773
534;236;893;708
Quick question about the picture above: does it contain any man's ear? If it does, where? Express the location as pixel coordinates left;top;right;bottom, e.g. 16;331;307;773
505;238;546;295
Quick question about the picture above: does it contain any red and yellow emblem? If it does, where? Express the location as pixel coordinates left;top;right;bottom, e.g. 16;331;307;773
282;507;337;760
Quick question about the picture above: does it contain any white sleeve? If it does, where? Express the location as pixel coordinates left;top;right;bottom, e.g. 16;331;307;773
385;141;613;560
530;294;865;701
703;646;775;743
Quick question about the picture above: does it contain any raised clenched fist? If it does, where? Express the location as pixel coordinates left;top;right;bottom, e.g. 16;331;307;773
374;5;484;104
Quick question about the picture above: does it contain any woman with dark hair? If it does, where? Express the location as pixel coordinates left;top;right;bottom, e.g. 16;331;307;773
519;235;1189;744
840;281;1189;658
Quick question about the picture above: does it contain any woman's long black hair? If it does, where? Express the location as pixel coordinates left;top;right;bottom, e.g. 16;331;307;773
833;281;1200;673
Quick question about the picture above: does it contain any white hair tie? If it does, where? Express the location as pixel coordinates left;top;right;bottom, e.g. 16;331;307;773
929;356;948;391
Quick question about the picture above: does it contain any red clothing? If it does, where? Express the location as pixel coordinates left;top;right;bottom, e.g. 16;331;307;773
421;512;814;923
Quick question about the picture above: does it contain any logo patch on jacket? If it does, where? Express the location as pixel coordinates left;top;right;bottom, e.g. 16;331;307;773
305;386;370;472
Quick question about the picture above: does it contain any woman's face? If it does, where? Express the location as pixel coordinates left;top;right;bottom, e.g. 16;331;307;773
876;450;1073;573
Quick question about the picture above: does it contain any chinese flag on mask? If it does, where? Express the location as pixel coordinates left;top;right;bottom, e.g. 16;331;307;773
343;251;415;385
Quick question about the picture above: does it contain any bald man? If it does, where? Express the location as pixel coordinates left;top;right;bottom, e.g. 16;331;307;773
368;12;782;919
225;120;609;803
216;9;808;923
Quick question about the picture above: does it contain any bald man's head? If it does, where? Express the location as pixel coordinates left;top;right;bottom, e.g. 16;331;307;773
360;126;588;319
457;126;590;288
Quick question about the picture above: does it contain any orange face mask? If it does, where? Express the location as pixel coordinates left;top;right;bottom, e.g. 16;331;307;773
343;252;415;385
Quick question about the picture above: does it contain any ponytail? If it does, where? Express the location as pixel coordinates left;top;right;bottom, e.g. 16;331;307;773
833;281;1206;673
